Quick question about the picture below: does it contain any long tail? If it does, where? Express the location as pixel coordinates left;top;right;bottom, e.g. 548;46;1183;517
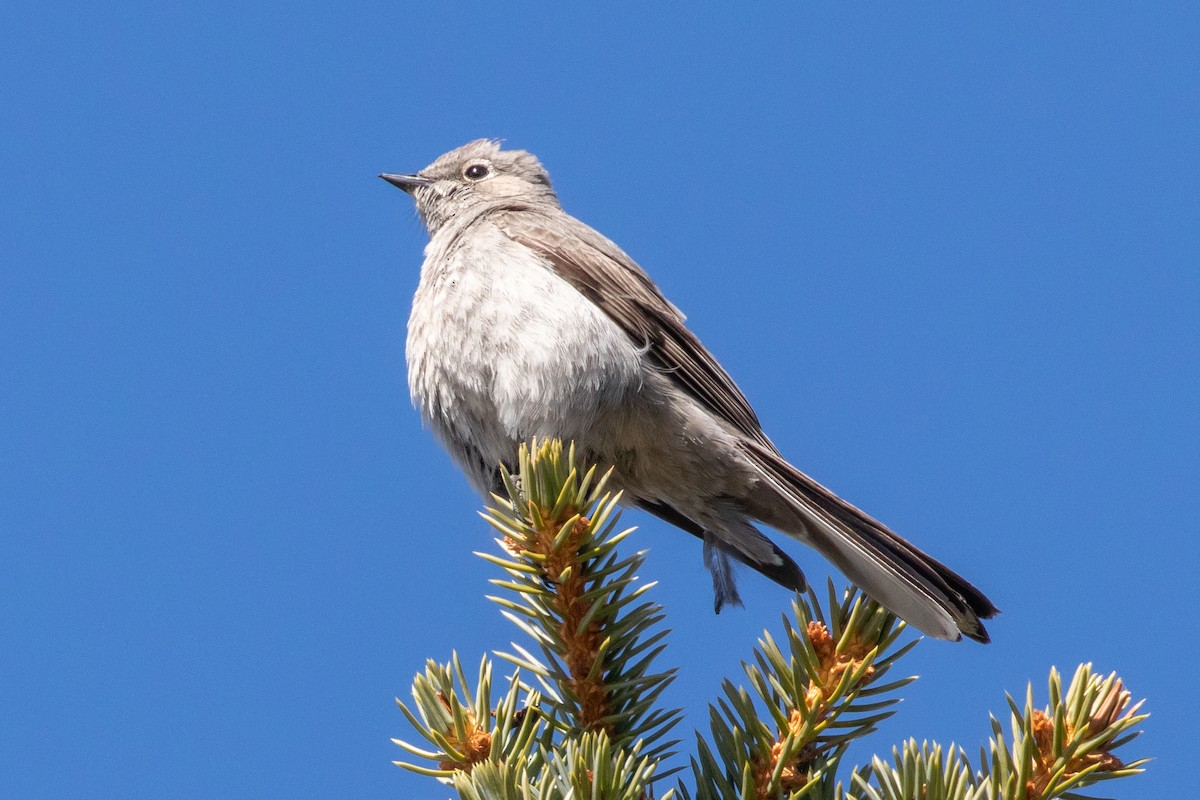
744;441;999;642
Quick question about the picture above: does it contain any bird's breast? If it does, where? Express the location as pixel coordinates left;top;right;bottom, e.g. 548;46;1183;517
406;223;647;480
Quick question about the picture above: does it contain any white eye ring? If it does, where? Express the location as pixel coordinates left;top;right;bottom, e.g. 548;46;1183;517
463;162;490;180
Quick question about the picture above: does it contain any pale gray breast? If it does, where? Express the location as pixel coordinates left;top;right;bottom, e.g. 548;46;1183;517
406;219;646;473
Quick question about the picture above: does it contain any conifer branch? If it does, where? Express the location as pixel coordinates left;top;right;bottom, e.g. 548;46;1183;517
481;440;681;765
389;440;1149;800
684;584;916;800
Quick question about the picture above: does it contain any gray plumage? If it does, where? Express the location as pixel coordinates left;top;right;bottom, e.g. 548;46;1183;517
381;139;998;642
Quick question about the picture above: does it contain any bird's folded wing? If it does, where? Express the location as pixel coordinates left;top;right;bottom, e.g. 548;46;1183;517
493;208;772;448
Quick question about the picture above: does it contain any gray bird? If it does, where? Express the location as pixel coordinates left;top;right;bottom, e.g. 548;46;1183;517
381;139;998;642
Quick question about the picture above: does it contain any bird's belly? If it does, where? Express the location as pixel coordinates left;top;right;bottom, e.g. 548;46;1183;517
406;236;648;490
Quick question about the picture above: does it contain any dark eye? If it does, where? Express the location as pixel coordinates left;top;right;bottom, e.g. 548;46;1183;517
464;163;490;180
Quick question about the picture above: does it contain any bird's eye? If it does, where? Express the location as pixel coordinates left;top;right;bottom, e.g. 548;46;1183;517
463;163;490;180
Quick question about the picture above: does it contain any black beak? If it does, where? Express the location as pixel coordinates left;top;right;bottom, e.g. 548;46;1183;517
379;173;432;194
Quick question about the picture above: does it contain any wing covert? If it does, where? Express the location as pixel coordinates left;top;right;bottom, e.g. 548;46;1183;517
493;208;771;446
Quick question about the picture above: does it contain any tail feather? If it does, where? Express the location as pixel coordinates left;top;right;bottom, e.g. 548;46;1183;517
744;442;999;643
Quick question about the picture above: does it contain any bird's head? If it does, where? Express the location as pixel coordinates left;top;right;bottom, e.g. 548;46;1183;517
381;139;560;234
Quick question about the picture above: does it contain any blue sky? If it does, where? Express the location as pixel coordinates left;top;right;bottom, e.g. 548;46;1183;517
2;3;1196;798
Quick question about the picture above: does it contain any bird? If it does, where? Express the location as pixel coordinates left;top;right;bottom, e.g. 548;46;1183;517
380;139;998;642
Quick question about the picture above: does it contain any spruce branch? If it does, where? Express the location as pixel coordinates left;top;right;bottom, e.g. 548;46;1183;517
841;665;1149;800
392;652;549;780
977;664;1148;800
449;731;670;800
685;583;916;800
390;439;1149;800
844;740;979;800
480;439;682;765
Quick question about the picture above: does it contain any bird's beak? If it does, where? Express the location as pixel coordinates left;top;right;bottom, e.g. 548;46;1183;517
379;173;432;194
